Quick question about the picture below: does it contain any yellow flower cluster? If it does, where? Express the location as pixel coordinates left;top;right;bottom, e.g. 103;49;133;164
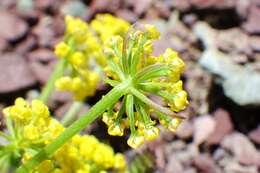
91;14;130;43
102;24;188;148
2;98;126;173
55;14;130;100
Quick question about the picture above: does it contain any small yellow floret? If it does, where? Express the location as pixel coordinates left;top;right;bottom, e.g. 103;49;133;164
127;135;145;148
54;42;71;58
145;24;160;39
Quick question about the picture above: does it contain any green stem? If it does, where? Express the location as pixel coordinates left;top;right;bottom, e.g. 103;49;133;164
130;87;186;119
61;101;83;127
15;82;130;173
38;58;67;103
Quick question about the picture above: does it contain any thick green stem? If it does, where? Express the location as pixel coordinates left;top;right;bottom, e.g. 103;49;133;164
38;59;67;103
15;82;130;173
61;101;83;127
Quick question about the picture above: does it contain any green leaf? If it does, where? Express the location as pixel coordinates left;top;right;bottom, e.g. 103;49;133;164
107;57;125;80
137;82;161;93
130;37;147;75
126;94;136;134
135;64;170;82
104;78;120;87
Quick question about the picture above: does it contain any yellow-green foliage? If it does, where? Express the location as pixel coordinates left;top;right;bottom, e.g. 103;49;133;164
102;24;188;148
2;98;126;173
55;14;130;100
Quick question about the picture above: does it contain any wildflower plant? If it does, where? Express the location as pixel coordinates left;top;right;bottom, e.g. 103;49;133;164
54;14;130;101
0;98;126;173
0;14;188;173
102;24;188;147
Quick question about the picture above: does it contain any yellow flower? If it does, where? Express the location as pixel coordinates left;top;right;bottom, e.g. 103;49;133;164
91;13;130;43
23;125;39;140
114;153;126;170
167;118;183;132
54;42;71;58
103;25;188;148
143;126;160;141
69;51;86;68
145;24;160;39
108;124;124;136
127;135;145;149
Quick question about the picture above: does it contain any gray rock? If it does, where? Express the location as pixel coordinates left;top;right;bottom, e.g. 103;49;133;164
199;48;260;105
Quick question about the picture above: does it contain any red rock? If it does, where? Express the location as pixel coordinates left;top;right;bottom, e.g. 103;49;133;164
0;54;36;93
15;35;37;54
154;1;171;18
0;37;7;51
32;17;55;48
133;0;153;15
191;0;236;9
235;0;251;18
249;126;260;144
35;0;59;11
165;155;183;173
193;115;216;145
249;36;260;52
116;9;137;23
221;132;260;166
27;49;56;84
206;109;233;145
0;11;28;42
243;6;260;34
176;120;193;139
90;0;121;12
172;0;191;11
193;154;222;173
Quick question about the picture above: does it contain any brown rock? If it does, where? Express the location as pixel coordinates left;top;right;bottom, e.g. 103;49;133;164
235;0;251;18
191;0;236;9
243;6;260;34
154;1;171;18
90;0;121;12
16;35;37;54
172;0;191;11
249;36;260;52
193;115;216;145
27;49;56;84
32;17;55;48
221;132;260;166
0;54;36;93
0;37;7;51
116;9;138;23
206;108;233;145
134;0;153;15
193;154;222;173
249;126;260;144
35;0;59;11
165;155;183;173
0;11;28;42
176;120;193;139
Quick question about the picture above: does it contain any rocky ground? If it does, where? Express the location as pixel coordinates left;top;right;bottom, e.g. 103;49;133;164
0;0;259;173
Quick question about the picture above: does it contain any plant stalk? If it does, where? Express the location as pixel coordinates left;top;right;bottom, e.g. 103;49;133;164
38;58;67;103
15;82;130;173
61;101;83;127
